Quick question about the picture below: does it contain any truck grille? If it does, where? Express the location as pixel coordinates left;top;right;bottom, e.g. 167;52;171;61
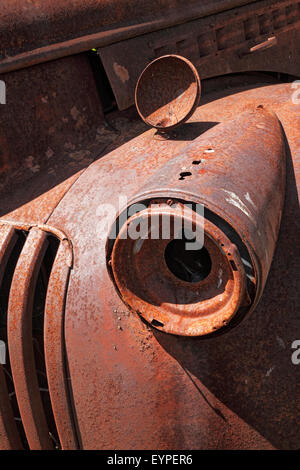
0;222;77;450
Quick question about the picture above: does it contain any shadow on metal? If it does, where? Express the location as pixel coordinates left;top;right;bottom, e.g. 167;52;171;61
152;140;299;449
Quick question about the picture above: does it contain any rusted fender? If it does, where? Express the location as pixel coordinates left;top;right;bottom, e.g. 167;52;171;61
47;83;299;449
108;107;286;336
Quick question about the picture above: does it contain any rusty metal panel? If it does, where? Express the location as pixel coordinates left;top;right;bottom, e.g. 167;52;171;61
0;54;104;224
99;0;300;109
0;225;23;450
47;83;299;449
0;109;147;228
0;0;258;74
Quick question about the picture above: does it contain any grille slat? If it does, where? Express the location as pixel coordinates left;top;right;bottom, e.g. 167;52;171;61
0;225;23;450
0;222;76;450
44;240;78;449
7;228;53;450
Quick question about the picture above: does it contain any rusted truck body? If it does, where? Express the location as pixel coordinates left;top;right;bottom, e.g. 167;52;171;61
0;0;299;450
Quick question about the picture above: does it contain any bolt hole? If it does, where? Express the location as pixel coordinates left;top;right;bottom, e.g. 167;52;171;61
192;160;201;165
151;319;164;327
179;171;192;180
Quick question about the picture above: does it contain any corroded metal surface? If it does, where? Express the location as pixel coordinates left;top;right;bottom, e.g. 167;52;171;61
99;0;300;109
135;55;201;130
108;107;286;336
0;105;147;225
0;221;74;449
0;0;257;74
45;83;299;449
0;54;104;219
0;0;297;454
110;203;247;336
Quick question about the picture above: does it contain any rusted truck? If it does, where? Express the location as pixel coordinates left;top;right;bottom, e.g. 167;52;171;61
0;0;299;450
